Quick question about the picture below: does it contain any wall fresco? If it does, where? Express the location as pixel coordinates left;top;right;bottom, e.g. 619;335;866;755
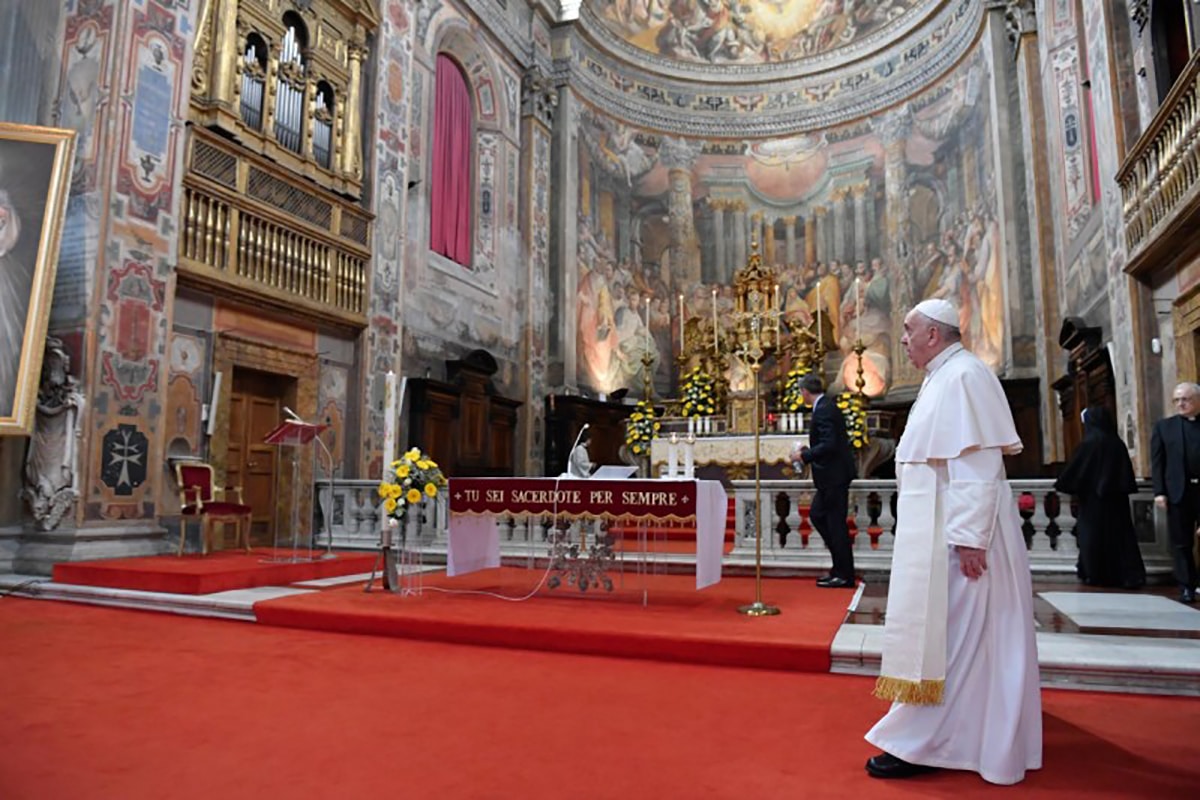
573;44;1003;399
589;0;919;64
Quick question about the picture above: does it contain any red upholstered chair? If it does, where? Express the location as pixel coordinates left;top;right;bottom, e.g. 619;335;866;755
175;462;252;556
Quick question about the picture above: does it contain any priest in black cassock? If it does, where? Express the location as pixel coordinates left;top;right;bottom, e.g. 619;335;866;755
1054;405;1146;589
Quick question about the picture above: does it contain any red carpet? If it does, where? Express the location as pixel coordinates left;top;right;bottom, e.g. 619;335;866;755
254;567;853;672
52;548;377;595
1;598;1197;800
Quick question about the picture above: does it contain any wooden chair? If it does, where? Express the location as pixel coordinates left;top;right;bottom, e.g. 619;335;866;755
175;462;252;555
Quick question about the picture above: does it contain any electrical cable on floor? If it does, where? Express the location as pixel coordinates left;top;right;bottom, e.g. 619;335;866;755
0;577;49;598
424;460;586;602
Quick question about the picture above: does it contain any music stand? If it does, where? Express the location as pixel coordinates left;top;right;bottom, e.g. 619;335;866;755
263;418;329;563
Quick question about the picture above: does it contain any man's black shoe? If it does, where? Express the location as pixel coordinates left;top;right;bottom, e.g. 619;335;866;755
816;576;856;589
865;752;937;779
1181;587;1196;604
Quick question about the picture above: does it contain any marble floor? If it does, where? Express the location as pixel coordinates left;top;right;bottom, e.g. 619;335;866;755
3;568;1198;697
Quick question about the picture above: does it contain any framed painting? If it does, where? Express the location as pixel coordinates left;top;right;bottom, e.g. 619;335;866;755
0;123;76;436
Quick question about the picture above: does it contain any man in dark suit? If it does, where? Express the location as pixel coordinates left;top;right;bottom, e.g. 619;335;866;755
798;374;857;588
1151;381;1200;603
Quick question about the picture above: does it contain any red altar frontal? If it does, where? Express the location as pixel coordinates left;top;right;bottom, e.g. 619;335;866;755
447;478;728;589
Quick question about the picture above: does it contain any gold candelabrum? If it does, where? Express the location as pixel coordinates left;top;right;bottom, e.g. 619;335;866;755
723;242;783;617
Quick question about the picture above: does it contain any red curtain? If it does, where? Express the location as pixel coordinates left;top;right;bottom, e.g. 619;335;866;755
430;54;473;265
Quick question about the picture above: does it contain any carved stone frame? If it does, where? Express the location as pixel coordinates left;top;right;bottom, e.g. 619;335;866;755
210;332;319;546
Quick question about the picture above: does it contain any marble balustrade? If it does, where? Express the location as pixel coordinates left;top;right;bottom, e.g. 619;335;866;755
314;478;1173;578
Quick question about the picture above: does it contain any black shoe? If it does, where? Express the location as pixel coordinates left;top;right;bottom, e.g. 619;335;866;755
816;576;856;589
1181;587;1197;604
865;752;938;779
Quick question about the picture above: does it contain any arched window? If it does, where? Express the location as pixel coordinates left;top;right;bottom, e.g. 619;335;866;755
1151;0;1192;103
274;14;308;154
239;33;268;131
430;54;473;266
312;81;334;169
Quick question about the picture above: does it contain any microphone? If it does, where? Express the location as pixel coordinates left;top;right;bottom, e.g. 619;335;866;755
570;423;590;454
283;406;303;422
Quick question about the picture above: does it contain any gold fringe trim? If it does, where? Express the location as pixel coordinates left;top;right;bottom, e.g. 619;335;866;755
873;676;945;706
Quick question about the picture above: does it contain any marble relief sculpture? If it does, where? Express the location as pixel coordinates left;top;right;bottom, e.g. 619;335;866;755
21;338;84;531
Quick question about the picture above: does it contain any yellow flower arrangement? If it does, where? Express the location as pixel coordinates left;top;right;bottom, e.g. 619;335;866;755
679;366;717;418
781;367;811;413
835;392;870;450
378;447;447;520
625;399;661;456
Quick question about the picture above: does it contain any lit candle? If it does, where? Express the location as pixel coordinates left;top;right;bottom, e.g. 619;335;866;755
816;280;823;352
774;283;780;312
678;293;685;351
855;277;862;342
712;288;719;352
644;296;651;355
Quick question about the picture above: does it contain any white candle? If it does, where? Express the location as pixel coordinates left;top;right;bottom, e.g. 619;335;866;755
816;280;823;352
855;277;863;342
383;371;397;479
644;297;651;355
678;293;685;351
712;289;719;352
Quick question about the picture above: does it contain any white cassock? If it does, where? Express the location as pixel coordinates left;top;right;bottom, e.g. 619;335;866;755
865;342;1042;785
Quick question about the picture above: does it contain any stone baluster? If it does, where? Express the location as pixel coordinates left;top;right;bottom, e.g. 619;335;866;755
850;484;872;551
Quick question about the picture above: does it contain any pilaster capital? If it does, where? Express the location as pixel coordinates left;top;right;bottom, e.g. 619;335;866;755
521;65;558;126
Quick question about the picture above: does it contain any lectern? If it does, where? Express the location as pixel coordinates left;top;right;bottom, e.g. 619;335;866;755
263;418;330;562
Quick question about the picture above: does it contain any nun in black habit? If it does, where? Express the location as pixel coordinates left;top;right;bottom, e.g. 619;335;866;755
1054;405;1147;588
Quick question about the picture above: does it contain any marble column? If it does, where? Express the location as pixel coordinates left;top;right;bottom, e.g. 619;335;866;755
813;206;827;265
852;185;869;265
660;137;702;288
831;189;848;262
864;185;878;260
784;216;797;265
712;201;727;281
764;216;777;263
729;203;739;272
804;214;817;264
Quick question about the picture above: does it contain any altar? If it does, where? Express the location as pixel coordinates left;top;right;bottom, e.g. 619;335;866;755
446;477;727;589
650;434;809;482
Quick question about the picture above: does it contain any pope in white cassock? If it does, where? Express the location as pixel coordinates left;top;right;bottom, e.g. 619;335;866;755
864;298;1042;784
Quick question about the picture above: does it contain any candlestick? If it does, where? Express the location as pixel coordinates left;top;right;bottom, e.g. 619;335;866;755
678;293;685;351
712;288;719;352
855;277;863;342
816;280;823;353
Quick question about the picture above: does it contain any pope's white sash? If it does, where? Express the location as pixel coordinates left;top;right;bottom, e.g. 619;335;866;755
874;462;948;705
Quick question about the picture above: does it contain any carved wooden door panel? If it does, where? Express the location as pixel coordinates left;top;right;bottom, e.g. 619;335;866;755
228;370;283;546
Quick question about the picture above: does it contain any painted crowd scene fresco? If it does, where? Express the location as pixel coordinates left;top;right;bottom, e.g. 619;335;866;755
592;0;919;64
574;46;1004;400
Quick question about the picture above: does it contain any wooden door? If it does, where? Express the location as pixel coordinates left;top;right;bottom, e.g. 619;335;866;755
228;370;286;547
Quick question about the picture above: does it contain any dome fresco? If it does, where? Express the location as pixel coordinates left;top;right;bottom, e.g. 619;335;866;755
585;0;920;65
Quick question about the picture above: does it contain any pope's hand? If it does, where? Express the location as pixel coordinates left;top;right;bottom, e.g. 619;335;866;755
955;546;987;579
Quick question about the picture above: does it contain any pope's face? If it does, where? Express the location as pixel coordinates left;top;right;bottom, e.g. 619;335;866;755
901;311;940;370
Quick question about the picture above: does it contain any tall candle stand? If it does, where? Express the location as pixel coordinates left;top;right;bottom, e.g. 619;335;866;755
852;339;866;397
726;243;782;617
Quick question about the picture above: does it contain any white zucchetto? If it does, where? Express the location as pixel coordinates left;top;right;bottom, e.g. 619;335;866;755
912;298;960;329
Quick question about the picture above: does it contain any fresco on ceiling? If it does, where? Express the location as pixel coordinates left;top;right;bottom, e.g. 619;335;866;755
590;0;918;64
573;45;1002;401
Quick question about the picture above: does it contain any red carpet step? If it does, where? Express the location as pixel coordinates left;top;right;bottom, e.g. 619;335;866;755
52;549;377;595
253;567;854;672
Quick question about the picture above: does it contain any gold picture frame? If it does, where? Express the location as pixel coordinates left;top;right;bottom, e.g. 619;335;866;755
0;123;76;436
